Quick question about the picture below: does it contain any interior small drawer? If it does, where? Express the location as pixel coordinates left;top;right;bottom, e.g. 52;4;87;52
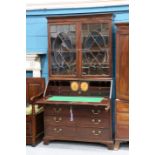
116;100;129;113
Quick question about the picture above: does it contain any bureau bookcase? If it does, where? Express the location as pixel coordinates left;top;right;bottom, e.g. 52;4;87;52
114;23;129;150
32;14;114;149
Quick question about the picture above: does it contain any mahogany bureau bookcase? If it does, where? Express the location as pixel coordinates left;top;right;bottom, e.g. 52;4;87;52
32;14;114;149
114;23;129;150
26;78;45;146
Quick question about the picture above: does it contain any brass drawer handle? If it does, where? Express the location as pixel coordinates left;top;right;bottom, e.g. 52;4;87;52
91;109;101;115
54;107;62;113
91;118;101;124
53;128;62;133
92;130;102;136
53;117;62;122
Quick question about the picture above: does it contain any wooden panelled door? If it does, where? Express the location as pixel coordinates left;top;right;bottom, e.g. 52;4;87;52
116;25;129;100
115;23;129;150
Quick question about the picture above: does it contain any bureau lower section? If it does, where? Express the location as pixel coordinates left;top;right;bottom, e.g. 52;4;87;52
43;105;113;149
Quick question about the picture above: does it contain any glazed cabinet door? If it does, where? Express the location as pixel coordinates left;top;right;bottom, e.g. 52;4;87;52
81;22;112;77
47;14;113;79
116;25;129;100
49;24;77;77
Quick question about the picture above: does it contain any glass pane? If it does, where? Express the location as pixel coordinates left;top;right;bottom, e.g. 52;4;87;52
50;25;76;75
82;23;110;76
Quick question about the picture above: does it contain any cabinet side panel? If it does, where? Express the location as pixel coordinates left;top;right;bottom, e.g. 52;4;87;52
116;26;129;100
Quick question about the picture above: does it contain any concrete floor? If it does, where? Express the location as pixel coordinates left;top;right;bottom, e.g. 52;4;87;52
26;141;129;155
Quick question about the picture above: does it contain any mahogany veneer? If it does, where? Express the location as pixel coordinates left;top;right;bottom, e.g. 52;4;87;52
32;14;114;150
26;78;45;146
43;104;113;149
114;23;129;150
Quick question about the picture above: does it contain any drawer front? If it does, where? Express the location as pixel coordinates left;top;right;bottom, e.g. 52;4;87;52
26;122;32;136
76;127;112;141
44;105;110;117
44;126;112;142
44;105;70;116
74;106;109;118
75;116;110;128
44;115;74;126
117;113;129;125
116;100;129;113
116;125;129;139
45;126;75;138
44;115;110;128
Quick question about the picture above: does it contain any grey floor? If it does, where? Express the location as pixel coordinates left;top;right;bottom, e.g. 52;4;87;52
26;141;129;155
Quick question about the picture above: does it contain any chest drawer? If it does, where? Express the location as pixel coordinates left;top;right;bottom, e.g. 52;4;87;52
44;105;70;116
44;115;74;127
117;113;129;125
44;126;112;142
74;106;109;118
75;116;110;128
45;126;75;138
76;127;112;141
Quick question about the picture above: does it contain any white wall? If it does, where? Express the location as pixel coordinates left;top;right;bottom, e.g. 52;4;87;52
26;0;129;10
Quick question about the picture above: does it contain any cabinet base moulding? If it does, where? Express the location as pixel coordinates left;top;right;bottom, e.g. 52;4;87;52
43;137;114;150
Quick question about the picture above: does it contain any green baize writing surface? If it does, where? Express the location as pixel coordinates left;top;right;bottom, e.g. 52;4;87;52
47;96;104;103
